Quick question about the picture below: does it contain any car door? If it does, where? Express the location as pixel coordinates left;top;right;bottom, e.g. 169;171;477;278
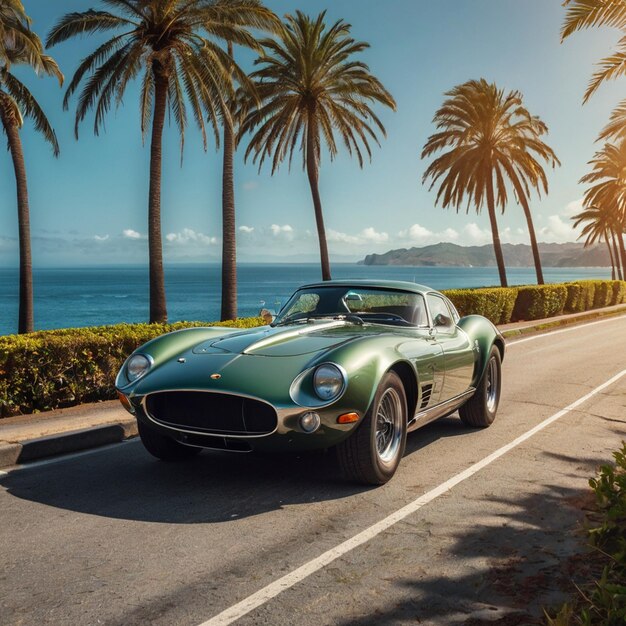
426;293;476;401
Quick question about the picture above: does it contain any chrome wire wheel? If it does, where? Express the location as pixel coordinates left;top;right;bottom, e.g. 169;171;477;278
375;387;403;465
485;355;499;413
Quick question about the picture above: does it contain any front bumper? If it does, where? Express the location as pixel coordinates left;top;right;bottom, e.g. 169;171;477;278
122;389;363;453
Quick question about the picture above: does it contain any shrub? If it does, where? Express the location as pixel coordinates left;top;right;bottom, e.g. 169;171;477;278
546;443;626;625
592;280;614;309
612;280;626;305
444;287;518;325
511;285;568;321
0;318;264;417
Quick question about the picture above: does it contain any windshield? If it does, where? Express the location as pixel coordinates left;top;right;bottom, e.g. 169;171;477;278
274;286;428;327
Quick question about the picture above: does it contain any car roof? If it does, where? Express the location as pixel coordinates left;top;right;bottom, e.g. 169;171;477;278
298;279;434;295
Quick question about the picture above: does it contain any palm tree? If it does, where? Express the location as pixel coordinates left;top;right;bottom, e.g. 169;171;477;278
0;2;62;334
422;79;560;287
579;141;626;271
562;0;626;142
572;204;623;279
220;41;237;321
47;0;278;323
240;11;396;281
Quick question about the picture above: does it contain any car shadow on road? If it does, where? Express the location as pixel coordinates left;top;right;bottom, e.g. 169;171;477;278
0;416;468;525
334;450;607;626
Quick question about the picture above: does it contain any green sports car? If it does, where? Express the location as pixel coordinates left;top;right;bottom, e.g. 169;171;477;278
116;280;504;485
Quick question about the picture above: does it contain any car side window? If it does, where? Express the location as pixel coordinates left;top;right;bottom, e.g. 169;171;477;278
426;294;455;332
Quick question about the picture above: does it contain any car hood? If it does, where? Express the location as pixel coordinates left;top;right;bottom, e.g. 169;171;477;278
192;320;361;357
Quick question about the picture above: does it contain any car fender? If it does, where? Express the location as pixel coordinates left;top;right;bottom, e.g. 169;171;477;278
319;335;419;419
457;315;505;386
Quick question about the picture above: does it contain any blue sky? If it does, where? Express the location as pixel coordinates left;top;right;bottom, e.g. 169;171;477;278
0;0;622;266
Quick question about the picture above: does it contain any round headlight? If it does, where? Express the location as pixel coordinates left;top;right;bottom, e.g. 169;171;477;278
313;363;345;401
126;354;152;382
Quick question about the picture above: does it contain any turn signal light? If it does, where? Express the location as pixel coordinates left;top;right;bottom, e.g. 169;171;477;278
337;412;359;424
117;391;134;414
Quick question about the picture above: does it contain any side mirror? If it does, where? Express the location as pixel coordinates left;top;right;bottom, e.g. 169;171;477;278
259;308;276;324
345;292;363;302
433;313;451;328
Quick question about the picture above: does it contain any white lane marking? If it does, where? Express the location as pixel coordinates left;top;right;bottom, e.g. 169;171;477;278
0;438;137;476
199;368;626;626
506;313;626;346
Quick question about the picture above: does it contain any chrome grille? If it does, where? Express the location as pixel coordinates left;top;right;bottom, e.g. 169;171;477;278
145;391;277;436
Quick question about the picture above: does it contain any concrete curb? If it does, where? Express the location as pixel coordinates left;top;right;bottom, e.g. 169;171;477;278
500;304;626;339
0;419;137;470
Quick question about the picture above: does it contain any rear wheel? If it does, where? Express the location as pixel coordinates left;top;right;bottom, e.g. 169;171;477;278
459;345;501;428
336;371;407;485
138;419;201;461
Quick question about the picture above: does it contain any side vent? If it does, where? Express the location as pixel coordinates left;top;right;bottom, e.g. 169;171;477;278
420;383;433;409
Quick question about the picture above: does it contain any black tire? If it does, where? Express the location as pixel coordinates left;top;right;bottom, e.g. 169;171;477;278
459;345;501;428
138;419;201;461
336;371;408;485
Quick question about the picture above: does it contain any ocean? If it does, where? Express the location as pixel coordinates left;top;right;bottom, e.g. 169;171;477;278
0;264;613;336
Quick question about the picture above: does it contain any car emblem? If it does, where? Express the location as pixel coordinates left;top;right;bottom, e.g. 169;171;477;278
210;373;221;380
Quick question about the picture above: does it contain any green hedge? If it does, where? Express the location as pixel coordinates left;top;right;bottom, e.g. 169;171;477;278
445;279;626;324
0;318;263;418
511;284;568;322
443;287;518;324
1;279;625;418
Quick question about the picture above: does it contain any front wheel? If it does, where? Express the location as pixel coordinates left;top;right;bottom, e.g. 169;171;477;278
138;419;201;461
336;371;407;485
459;345;501;428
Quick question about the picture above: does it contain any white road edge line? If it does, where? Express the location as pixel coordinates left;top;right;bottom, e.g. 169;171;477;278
507;313;626;346
198;368;626;626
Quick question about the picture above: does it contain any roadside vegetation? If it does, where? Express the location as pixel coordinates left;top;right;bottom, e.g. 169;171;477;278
546;443;626;625
1;278;624;418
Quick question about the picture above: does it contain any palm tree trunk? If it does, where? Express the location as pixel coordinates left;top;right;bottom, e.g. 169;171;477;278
305;106;331;281
486;173;508;287
618;229;626;279
1;104;34;333
221;41;237;321
521;203;544;284
609;230;622;280
148;65;168;323
606;229;616;280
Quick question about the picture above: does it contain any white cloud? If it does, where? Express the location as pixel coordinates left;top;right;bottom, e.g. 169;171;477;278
122;229;144;240
327;227;388;245
270;224;294;240
165;228;218;246
94;234;109;242
243;181;259;191
238;225;255;234
538;215;581;243
562;198;584;217
360;227;389;244
396;223;460;245
463;222;492;245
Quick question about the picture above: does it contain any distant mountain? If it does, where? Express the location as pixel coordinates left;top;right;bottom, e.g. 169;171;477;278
360;242;611;267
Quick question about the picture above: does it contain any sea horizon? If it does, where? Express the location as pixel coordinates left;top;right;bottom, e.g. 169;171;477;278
0;263;614;337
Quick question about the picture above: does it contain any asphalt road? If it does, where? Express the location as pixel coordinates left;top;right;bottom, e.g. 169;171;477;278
1;317;626;626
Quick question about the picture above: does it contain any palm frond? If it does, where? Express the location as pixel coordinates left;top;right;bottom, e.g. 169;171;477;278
2;71;60;155
584;35;626;102
46;10;133;47
561;0;626;41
